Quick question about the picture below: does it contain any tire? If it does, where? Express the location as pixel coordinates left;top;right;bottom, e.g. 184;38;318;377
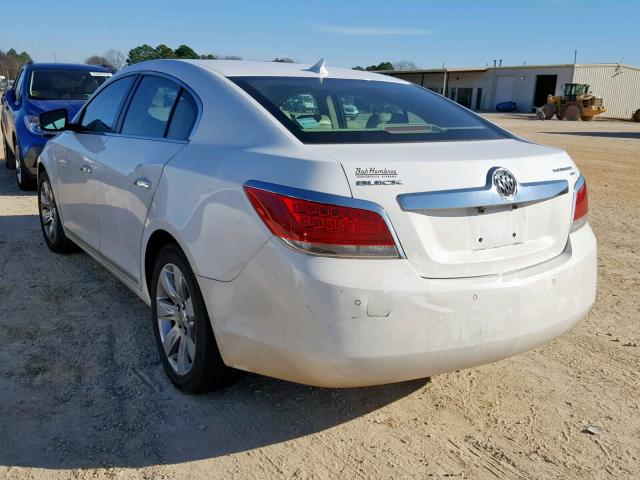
38;170;77;253
4;137;16;169
151;244;238;393
564;105;582;121
633;109;640;122
556;113;564;120
541;104;556;120
15;140;36;190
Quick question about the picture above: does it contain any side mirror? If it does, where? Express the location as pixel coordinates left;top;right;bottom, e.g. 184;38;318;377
39;109;69;132
3;89;16;106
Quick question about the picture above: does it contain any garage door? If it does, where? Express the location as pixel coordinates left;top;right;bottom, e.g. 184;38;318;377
495;75;516;105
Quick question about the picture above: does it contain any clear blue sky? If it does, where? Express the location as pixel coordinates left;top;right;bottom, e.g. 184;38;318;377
2;0;638;68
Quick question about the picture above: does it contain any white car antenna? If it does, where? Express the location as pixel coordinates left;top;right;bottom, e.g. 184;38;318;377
306;58;328;76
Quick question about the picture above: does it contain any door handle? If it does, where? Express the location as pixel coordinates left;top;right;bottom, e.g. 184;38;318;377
80;165;92;174
134;178;152;190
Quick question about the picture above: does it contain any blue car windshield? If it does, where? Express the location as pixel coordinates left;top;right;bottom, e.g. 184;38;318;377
28;69;112;101
231;76;508;144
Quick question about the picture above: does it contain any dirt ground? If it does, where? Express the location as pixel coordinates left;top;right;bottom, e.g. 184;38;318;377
0;115;638;480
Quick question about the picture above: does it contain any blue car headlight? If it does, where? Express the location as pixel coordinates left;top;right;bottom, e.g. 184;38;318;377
24;115;44;135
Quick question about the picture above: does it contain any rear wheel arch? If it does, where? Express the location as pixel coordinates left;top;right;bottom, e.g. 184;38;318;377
144;229;187;295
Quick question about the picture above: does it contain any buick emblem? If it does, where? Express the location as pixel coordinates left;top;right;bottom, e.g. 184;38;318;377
493;168;517;199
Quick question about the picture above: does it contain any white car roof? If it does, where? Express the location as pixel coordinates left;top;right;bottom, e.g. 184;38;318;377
181;59;407;83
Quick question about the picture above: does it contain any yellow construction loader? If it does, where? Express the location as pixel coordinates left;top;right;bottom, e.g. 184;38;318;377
541;83;606;121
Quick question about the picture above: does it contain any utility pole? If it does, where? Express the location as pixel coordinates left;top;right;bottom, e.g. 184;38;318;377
442;62;447;96
573;50;577;64
53;50;57;63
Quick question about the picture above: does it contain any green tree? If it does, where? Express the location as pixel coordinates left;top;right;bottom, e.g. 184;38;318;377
156;44;177;59
0;48;32;79
174;44;200;59
273;57;295;63
369;61;394;71
352;62;394;72
126;44;159;65
200;53;218;60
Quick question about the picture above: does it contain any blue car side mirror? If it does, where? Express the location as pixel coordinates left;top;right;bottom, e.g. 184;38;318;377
3;89;16;105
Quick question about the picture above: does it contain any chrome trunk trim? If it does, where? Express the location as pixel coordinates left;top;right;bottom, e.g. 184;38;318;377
397;169;568;211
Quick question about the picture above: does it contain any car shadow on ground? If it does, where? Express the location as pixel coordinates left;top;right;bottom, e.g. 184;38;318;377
0;209;429;470
541;131;640;139
0;157;38;197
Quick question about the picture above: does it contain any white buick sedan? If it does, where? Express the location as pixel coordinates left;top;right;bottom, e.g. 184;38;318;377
36;59;596;392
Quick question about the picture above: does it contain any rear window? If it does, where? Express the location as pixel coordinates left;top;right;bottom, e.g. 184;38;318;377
29;69;111;101
231;77;507;144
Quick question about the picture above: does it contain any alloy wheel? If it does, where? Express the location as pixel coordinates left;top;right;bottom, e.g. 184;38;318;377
39;180;58;243
156;263;196;376
15;151;22;184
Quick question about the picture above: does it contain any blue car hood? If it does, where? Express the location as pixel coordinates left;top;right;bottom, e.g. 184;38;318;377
27;99;86;119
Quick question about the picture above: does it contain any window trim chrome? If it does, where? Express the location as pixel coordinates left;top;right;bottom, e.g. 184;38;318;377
397;167;569;211
75;70;202;142
244;179;406;259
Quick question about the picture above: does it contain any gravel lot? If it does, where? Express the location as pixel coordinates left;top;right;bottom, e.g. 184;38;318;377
0;115;638;479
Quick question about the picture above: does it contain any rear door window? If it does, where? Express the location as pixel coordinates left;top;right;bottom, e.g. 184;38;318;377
121;76;181;138
81;76;136;133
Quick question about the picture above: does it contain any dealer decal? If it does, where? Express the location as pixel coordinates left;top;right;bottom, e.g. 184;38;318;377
355;167;402;186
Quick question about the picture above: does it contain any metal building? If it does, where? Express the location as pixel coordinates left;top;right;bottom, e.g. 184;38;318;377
383;63;640;120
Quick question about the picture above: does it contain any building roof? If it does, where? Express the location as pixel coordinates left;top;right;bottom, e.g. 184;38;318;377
382;62;640;74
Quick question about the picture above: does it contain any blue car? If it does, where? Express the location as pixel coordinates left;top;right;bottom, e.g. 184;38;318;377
1;62;113;189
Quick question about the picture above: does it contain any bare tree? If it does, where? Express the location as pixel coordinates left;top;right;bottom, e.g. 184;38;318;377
104;49;126;70
392;60;419;71
86;55;110;67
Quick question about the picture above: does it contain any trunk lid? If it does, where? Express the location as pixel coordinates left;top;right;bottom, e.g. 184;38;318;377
316;139;578;278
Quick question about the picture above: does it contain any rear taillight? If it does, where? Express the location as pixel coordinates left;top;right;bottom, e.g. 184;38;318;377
244;184;399;258
572;176;588;230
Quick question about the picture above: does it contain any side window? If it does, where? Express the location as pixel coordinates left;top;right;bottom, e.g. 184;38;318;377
81;76;135;133
166;90;197;140
14;69;25;102
121;76;180;138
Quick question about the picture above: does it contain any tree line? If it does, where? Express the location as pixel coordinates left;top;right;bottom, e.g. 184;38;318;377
353;60;418;71
0;48;32;80
2;42;419;80
86;44;299;69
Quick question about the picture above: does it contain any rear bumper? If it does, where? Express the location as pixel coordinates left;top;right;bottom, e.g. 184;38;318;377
198;224;597;387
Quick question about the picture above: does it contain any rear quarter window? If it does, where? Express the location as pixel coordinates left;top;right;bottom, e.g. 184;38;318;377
166;90;197;140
